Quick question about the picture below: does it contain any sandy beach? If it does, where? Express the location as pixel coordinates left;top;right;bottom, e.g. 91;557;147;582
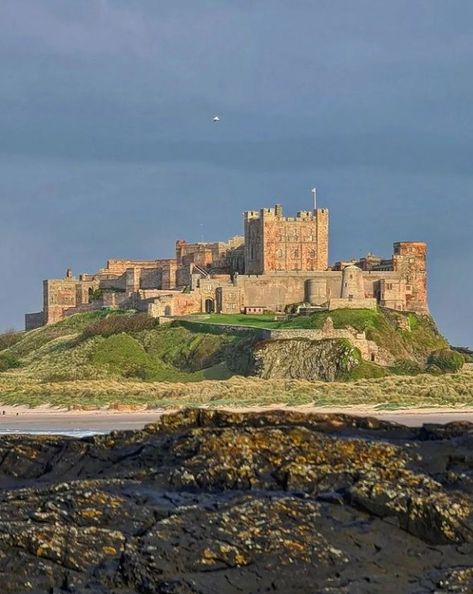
0;404;473;435
0;405;164;435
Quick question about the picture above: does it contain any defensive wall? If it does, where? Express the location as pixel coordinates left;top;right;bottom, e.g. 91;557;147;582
25;201;429;329
25;311;44;331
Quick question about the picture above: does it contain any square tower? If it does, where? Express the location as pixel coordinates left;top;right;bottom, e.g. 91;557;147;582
244;204;329;274
392;241;428;313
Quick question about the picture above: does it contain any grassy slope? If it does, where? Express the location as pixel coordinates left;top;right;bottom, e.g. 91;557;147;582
191;309;449;364
1;312;237;385
0;309;470;409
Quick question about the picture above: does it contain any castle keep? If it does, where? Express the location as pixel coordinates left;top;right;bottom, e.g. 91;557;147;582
25;204;428;329
244;206;329;274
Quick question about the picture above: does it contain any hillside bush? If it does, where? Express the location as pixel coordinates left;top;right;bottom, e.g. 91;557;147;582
427;349;464;373
0;352;21;372
141;326;236;372
348;360;387;380
7;311;116;358
452;346;473;363
82;313;159;339
89;334;157;376
0;330;23;351
390;359;423;375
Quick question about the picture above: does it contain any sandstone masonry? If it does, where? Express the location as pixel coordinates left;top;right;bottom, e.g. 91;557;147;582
25;202;429;330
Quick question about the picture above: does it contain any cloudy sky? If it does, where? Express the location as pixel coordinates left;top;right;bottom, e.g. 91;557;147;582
0;1;472;345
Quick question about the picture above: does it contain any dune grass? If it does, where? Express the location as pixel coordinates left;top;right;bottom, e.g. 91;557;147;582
0;364;471;410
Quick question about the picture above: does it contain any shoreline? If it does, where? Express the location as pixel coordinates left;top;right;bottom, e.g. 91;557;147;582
0;404;473;434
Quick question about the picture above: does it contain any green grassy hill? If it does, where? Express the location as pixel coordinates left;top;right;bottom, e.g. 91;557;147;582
0;311;239;384
0;308;468;409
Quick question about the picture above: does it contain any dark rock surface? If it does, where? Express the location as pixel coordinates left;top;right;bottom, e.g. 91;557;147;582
0;409;472;593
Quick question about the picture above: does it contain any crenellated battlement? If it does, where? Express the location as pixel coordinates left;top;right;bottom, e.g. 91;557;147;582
244;204;329;223
25;199;428;329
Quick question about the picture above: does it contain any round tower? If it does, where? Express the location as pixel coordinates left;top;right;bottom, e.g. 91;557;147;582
305;278;327;305
341;264;364;299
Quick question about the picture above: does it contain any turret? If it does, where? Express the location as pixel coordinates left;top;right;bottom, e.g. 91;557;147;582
341;264;364;299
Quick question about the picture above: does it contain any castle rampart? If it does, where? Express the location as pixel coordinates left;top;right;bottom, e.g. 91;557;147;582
25;200;429;329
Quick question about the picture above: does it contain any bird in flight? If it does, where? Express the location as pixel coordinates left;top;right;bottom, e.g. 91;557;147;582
212;116;220;122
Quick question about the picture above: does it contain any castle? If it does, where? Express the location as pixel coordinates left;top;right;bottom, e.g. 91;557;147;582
25;204;428;329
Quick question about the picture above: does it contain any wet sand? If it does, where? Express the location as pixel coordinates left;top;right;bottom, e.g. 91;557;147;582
0;404;473;435
0;407;163;436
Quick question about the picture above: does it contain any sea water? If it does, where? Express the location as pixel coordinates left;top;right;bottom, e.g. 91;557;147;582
0;429;107;437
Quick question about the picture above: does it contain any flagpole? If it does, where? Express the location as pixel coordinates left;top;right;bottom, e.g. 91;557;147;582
311;187;317;212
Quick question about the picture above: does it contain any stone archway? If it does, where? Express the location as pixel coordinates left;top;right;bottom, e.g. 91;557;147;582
164;305;172;316
205;298;215;314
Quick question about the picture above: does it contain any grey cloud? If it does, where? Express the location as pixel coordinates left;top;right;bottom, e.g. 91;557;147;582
0;1;471;345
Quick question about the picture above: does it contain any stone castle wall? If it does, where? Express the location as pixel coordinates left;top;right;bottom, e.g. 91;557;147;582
328;298;378;310
100;259;175;276
25;311;44;331
148;291;202;318
231;270;402;313
176;236;244;268
42;278;99;325
25;201;429;328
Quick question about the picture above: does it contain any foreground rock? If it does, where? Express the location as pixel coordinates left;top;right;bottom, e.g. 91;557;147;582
0;410;472;593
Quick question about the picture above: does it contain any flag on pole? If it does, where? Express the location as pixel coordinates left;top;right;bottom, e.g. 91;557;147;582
311;187;317;211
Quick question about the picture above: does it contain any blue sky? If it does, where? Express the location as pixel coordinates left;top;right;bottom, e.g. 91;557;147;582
0;1;472;345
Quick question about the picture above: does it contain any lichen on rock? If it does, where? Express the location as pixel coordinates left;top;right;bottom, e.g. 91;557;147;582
0;409;471;593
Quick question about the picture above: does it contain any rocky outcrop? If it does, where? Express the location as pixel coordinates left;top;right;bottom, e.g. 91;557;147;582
245;337;361;381
0;409;472;593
